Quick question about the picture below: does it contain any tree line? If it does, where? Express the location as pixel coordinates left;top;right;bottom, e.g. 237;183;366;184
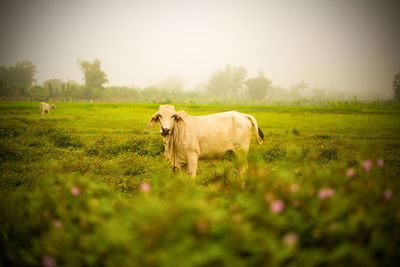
1;59;399;102
0;59;274;102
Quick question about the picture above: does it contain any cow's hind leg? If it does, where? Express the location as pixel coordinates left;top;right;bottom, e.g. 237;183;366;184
187;151;198;178
234;150;248;189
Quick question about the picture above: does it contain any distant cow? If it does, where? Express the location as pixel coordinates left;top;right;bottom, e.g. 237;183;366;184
148;105;264;186
39;102;56;119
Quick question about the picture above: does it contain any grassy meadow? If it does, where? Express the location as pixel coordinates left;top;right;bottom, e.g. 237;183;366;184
1;101;400;266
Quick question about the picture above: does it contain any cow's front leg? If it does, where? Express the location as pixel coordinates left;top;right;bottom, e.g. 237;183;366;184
187;152;198;178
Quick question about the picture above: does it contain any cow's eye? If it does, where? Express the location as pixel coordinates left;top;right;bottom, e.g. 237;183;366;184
158;114;162;119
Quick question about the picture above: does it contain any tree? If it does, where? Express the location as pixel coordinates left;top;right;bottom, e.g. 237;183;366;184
65;80;82;100
207;65;247;98
44;78;63;99
290;80;308;95
77;59;108;99
208;69;230;97
393;72;400;100
155;75;185;91
28;85;48;101
44;79;63;90
245;71;272;100
0;60;37;86
311;87;326;100
225;65;247;97
142;86;161;100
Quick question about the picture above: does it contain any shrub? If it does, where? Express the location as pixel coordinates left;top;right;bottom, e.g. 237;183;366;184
0;119;27;137
319;141;339;162
35;126;82;149
86;137;163;157
0;142;21;162
264;146;287;162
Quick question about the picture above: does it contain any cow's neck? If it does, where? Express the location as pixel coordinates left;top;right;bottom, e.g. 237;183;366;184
165;121;185;169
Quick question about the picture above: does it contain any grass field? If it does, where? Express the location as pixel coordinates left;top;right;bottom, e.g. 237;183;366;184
1;101;400;266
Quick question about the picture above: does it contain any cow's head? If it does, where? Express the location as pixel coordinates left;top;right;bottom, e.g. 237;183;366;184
51;104;56;110
148;105;184;137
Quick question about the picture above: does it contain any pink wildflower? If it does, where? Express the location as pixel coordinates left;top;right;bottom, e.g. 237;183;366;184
196;220;207;231
318;188;335;199
290;183;300;193
232;213;243;223
42;255;56;267
329;222;338;232
230;204;239;212
308;188;315;196
53;220;62;228
270;200;285;214
362;159;372;173
346;168;355;178
196;219;209;233
283;232;299;247
377;158;384;168
264;193;274;203
140;182;151;193
384;189;393;200
70;187;80;196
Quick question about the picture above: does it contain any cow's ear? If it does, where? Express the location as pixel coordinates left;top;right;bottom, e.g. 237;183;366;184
172;111;185;124
148;112;160;126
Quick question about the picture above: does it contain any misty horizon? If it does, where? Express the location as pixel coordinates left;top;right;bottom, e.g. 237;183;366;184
1;0;400;100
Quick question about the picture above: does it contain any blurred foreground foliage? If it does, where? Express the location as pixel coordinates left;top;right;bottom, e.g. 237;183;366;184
1;161;399;266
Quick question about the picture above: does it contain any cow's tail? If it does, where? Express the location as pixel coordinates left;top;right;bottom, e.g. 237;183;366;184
245;114;264;145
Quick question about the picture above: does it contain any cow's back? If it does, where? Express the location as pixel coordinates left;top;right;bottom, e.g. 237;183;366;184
40;102;47;110
192;111;253;158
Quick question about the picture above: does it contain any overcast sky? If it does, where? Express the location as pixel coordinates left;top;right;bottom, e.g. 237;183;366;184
1;0;399;97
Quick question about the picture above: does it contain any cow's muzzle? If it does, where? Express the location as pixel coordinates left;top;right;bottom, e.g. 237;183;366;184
161;128;170;136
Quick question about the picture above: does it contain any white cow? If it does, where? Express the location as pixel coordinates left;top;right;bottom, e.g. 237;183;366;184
148;105;264;185
39;102;56;119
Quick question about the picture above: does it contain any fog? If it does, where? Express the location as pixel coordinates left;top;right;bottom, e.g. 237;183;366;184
1;0;399;100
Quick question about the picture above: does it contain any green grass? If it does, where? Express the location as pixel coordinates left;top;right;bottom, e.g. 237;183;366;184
1;101;400;266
